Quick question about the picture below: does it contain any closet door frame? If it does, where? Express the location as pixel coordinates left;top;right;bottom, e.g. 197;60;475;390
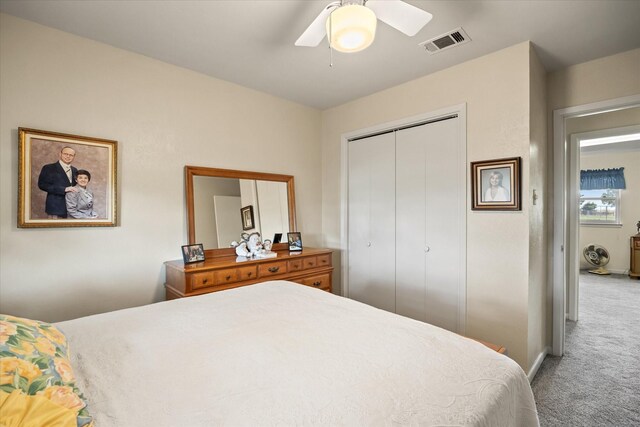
340;103;467;333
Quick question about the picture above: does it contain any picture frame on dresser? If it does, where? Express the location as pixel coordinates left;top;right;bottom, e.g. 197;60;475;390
288;232;303;251
18;127;118;228
182;244;205;264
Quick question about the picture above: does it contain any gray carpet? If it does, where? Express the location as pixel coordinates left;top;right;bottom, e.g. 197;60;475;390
531;273;640;426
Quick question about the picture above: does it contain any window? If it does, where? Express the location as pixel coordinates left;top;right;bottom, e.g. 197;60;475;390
579;189;621;225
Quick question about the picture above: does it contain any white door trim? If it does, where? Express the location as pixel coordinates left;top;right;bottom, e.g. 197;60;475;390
340;103;467;332
552;94;640;356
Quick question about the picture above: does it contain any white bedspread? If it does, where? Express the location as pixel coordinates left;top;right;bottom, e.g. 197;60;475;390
56;281;539;426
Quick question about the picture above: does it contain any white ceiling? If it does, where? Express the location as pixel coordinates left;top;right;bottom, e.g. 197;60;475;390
1;0;639;110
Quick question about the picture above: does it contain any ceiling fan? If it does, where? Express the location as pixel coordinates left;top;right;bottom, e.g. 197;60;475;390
295;0;433;53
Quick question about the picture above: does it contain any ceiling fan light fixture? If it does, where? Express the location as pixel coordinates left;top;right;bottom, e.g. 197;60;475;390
326;4;377;53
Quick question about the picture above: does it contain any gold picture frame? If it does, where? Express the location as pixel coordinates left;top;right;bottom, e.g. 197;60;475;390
471;157;521;211
18;127;118;227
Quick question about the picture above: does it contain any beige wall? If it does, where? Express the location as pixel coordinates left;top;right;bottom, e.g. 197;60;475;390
566;107;640;136
547;49;640;111
579;150;640;273
322;42;537;370
0;14;322;322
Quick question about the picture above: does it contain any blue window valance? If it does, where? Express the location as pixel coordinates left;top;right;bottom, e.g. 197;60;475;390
580;167;626;190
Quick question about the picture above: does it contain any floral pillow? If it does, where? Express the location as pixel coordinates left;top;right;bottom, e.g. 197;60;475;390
0;314;92;427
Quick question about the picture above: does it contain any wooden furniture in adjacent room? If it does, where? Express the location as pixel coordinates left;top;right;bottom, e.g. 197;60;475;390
165;248;333;299
630;235;640;279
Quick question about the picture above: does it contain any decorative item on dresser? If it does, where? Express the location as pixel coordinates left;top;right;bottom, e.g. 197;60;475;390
630;233;640;279
165;248;333;299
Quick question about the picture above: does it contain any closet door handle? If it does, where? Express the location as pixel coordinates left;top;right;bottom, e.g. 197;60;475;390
367;242;372;247
424;246;430;253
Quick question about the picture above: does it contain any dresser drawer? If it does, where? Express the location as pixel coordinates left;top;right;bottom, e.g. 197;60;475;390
238;266;257;281
302;256;317;269
214;268;239;285
258;261;288;277
287;259;304;272
317;254;331;267
190;271;215;290
296;273;331;291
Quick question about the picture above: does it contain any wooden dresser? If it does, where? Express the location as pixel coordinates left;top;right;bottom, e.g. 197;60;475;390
165;248;333;299
631;235;640;279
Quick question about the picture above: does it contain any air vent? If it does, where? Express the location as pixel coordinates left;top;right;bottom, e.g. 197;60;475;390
420;27;471;54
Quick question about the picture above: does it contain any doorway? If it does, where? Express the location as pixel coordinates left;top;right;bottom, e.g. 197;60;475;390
552;94;640;356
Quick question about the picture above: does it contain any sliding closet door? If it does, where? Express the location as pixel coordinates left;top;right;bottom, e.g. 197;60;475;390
348;133;395;312
396;118;463;332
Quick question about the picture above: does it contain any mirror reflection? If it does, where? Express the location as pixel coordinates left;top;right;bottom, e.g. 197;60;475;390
186;166;296;255
192;176;290;249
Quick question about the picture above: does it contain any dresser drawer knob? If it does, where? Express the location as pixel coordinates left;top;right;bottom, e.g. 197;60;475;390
226;275;231;281
313;281;321;287
202;279;208;284
248;272;252;277
268;266;280;273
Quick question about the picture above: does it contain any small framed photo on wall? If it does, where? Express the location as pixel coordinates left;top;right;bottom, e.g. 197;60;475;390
287;232;303;251
18;127;118;228
471;157;521;211
182;243;205;264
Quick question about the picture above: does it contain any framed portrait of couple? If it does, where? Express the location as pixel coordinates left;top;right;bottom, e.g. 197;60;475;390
18;128;118;228
471;157;521;211
287;232;303;252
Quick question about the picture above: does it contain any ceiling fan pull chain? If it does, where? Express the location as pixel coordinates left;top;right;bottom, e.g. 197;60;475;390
328;11;334;68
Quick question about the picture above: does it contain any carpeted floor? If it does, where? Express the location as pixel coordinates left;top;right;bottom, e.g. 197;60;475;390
531;272;640;426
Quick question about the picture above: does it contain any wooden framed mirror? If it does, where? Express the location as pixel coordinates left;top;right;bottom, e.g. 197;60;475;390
185;166;296;258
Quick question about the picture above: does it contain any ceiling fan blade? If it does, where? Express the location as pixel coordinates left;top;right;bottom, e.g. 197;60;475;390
295;2;341;47
366;0;433;36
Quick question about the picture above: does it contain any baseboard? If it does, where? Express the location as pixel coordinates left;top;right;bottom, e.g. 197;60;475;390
527;346;550;383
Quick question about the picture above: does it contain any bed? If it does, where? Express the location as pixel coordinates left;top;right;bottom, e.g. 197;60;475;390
42;281;539;426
